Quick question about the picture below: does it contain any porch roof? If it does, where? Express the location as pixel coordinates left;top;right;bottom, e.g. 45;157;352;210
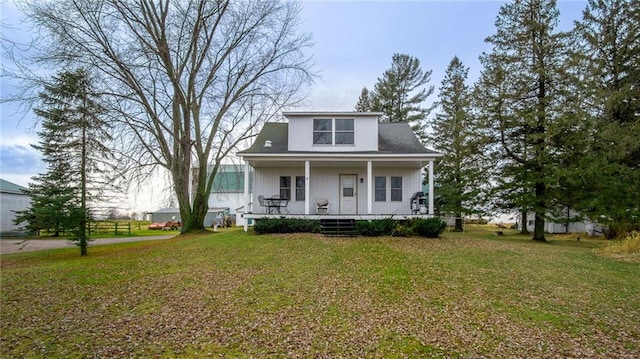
238;122;441;156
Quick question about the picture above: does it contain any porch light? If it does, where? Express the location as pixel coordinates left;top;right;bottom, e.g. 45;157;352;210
360;178;363;183
264;140;272;147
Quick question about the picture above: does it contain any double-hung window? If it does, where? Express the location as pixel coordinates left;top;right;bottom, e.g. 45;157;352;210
295;176;305;201
279;176;291;200
375;176;386;201
313;119;332;144
390;176;403;201
335;119;354;144
313;118;354;145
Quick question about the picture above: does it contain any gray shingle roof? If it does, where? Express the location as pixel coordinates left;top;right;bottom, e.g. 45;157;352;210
239;122;438;155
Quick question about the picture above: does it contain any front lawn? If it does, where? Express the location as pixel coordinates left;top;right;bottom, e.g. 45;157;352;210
1;227;638;357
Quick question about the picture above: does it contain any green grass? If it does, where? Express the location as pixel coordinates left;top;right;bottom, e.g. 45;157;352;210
1;226;639;358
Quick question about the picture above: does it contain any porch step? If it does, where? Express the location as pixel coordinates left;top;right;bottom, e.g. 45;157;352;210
320;219;356;236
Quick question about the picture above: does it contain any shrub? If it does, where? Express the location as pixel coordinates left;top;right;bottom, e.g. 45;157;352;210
253;218;320;234
355;218;397;237
411;217;447;238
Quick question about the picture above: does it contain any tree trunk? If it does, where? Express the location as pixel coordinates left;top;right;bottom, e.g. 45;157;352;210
454;205;463;232
520;209;529;234
533;181;547;242
175;164;210;233
79;91;88;256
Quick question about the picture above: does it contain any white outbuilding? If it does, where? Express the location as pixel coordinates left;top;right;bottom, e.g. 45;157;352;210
0;179;31;237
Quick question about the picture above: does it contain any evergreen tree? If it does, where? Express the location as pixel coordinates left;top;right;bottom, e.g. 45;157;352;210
572;0;640;236
473;56;531;233
14;69;113;255
481;0;574;241
370;53;435;139
355;87;371;112
430;56;489;231
14;161;78;237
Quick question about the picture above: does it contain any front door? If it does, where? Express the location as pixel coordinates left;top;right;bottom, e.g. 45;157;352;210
340;174;357;215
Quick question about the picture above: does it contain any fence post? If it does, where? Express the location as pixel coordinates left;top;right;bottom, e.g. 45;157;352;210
127;222;131;235
115;222;118;235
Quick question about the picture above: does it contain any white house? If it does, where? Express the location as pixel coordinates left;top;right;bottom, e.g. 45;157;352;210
238;112;441;230
0;179;31;237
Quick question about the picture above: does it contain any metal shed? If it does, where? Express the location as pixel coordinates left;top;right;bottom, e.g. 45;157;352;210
0;179;31;237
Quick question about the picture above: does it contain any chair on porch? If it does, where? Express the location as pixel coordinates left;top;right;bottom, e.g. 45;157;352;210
315;198;329;214
257;195;269;213
410;192;426;214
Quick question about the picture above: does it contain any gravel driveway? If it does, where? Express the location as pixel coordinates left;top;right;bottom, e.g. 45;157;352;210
0;235;177;255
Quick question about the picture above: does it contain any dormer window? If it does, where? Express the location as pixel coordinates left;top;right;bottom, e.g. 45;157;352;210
313;118;354;145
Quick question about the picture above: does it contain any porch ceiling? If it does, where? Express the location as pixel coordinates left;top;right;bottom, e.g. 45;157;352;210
247;159;428;169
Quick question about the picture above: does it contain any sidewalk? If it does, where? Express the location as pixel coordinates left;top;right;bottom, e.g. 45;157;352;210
0;235;177;255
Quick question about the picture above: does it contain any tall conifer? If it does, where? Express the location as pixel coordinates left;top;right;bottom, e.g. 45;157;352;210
370;53;435;140
430;56;489;231
480;0;573;241
14;69;113;255
572;0;640;236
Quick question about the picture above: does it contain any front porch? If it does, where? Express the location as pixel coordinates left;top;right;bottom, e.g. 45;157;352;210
240;158;437;231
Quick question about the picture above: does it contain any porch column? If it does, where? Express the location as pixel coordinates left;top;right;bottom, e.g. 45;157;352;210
243;160;250;232
305;160;310;215
428;159;434;215
367;160;373;215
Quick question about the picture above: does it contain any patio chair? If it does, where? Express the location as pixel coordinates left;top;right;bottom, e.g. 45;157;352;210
315;198;329;214
257;195;269;213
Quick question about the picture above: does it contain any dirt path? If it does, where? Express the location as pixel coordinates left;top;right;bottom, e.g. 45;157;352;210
0;235;177;255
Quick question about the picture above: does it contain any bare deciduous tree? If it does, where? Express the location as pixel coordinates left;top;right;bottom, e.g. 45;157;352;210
20;0;314;232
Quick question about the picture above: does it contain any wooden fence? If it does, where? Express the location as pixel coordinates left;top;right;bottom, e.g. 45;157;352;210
87;221;131;236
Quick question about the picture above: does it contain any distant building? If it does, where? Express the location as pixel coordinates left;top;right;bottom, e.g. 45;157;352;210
191;164;253;227
150;207;229;228
0;179;31;237
519;210;604;235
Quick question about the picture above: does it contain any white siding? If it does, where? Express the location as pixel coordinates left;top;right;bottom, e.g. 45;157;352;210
0;192;31;236
288;115;379;152
207;192;252;226
368;168;422;215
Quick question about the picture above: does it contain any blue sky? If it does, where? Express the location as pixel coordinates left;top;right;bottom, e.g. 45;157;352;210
0;0;587;208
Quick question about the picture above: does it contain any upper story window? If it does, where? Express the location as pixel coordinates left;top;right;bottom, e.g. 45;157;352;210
335;119;354;144
313;118;354;145
313;119;332;144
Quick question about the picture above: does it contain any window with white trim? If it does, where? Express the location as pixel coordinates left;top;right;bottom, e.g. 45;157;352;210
390;176;403;201
279;176;291;200
375;176;386;201
313;118;354;145
295;176;305;201
313;119;332;144
335;119;354;144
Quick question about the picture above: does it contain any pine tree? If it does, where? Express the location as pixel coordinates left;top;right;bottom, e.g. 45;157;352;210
481;0;574;241
355;87;371;112
14;69;113;255
430;56;489;231
473;56;529;233
370;53;435;139
572;0;640;236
